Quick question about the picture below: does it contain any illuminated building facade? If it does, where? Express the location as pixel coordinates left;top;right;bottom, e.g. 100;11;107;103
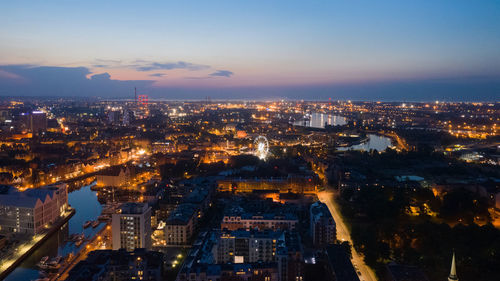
112;202;152;251
221;213;298;231
164;203;196;245
96;166;133;187
215;230;282;264
0;184;68;234
218;175;318;194
20;111;47;133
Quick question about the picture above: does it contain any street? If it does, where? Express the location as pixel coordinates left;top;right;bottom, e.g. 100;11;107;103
317;190;378;281
55;223;112;281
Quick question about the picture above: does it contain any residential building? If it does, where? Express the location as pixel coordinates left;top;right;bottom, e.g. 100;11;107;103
178;230;304;281
164;203;197;245
276;231;304;281
107;110;121;125
163;181;214;245
0;184;68;234
221;213;298;231
112;202;151;251
66;248;164;281
310;201;336;246
20;111;47;133
215;230;283;264
151;142;175;154
96;166;133;187
218;174;318;194
178;263;279;281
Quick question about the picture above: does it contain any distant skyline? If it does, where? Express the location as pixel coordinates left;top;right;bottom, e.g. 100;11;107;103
1;0;499;101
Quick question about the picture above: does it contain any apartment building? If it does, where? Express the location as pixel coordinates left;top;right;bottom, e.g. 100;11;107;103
112;202;151;251
0;184;68;234
221;213;298;231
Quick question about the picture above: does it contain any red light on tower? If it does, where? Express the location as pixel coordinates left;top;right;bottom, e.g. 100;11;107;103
138;94;148;106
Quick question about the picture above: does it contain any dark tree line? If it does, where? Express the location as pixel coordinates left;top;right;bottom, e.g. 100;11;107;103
338;185;500;281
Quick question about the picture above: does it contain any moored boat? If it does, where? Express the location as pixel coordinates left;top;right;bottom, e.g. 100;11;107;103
47;256;63;270
36;256;49;269
97;215;109;221
83;220;92;228
75;238;84;247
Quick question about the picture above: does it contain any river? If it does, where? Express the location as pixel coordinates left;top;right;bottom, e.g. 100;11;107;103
337;134;393;152
293;112;347;128
292;113;392;151
5;183;104;281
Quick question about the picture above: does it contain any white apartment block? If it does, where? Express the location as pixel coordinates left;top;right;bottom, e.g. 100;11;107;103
112;202;151;251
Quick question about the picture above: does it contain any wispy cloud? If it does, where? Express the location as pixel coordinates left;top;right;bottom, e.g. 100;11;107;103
149;73;166;77
92;59;122;68
184;70;234;80
184;76;214;80
209;70;233;77
134;61;210;72
90;59;211;73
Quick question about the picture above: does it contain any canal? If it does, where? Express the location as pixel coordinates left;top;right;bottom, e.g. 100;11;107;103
5;183;105;281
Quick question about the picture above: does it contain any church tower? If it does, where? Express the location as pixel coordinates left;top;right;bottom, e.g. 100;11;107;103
448;252;458;281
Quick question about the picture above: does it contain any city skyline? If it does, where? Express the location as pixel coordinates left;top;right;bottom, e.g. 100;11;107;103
0;2;499;281
0;99;497;281
1;0;499;101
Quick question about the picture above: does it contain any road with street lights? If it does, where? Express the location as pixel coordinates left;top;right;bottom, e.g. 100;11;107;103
55;223;112;281
317;190;378;281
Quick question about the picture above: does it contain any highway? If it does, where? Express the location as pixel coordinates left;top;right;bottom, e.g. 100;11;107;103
317;190;378;281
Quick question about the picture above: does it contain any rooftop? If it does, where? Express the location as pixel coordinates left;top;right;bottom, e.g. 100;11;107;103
118;202;150;215
165;203;197;224
0;184;66;208
66;249;164;281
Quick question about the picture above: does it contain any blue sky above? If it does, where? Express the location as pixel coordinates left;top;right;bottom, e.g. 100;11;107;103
0;0;499;100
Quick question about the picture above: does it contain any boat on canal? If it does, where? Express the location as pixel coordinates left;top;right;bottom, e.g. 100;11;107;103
3;183;104;281
46;256;63;270
36;256;49;269
97;214;110;221
73;233;86;247
83;220;92;228
91;220;100;228
37;256;62;270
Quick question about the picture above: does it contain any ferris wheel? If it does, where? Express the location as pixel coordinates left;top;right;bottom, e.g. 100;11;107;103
254;136;269;160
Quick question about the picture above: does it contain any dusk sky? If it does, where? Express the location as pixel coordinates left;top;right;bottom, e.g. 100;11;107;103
1;0;499;100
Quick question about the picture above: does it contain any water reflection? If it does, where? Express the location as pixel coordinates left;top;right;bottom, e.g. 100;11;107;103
5;183;103;281
337;134;393;152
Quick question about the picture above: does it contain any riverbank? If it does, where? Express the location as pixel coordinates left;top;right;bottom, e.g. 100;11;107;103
4;183;105;281
55;222;111;281
337;133;393;152
0;208;75;280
